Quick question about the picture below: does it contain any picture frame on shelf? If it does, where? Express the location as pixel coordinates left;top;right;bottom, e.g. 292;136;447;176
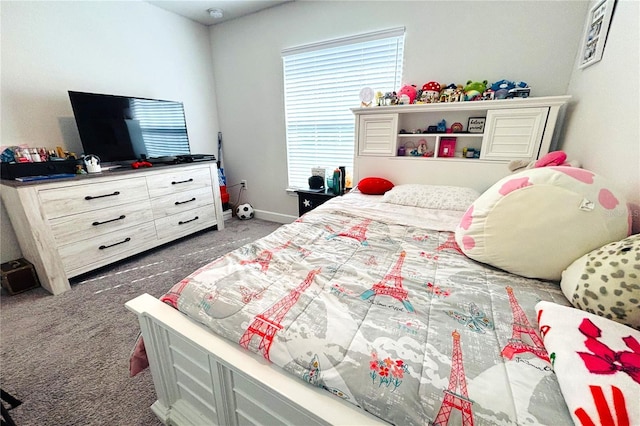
438;138;456;158
467;117;485;133
578;0;616;69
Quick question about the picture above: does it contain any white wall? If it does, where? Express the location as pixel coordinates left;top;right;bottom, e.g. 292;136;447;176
5;1;636;262
209;1;589;222
0;1;218;262
561;0;640;233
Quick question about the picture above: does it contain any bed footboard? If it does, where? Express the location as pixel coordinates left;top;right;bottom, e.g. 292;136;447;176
126;293;385;426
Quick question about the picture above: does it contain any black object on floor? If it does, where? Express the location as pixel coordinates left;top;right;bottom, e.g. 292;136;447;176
1;389;22;426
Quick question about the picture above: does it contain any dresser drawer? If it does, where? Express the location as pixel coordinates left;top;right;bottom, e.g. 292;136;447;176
39;177;149;219
59;222;157;275
150;187;214;220
49;200;153;246
155;205;217;241
147;167;212;198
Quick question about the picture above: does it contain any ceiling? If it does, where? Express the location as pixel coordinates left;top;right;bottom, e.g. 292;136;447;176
147;0;293;26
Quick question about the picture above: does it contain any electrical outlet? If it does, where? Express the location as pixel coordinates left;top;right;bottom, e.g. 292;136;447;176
240;179;247;190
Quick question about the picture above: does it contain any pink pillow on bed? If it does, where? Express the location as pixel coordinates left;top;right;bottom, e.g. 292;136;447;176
357;177;394;195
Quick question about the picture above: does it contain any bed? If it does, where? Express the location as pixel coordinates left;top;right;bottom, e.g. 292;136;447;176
127;171;638;426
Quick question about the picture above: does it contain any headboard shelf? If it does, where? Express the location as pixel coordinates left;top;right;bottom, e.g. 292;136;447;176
352;95;571;190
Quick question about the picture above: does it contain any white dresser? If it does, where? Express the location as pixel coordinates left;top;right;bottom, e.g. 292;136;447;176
1;162;224;295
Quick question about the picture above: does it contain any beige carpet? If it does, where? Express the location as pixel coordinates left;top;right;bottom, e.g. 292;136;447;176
0;218;281;426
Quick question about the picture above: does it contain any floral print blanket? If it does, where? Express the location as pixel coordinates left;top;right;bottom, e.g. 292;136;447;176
160;194;573;425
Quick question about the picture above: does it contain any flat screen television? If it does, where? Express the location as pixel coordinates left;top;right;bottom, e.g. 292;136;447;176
68;91;192;164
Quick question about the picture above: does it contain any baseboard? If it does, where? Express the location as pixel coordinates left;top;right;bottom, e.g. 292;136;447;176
254;209;296;224
150;400;170;425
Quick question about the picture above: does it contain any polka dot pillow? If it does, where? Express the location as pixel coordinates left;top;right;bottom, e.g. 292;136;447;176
455;167;630;281
381;184;480;211
561;234;640;329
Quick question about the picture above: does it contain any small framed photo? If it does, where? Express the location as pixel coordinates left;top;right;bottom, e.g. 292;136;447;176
467;117;485;133
439;138;456;158
578;0;615;69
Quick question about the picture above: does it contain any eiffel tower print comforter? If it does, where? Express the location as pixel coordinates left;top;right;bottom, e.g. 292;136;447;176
161;192;574;425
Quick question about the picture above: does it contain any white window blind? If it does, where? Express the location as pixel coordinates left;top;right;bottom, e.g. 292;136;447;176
283;28;404;189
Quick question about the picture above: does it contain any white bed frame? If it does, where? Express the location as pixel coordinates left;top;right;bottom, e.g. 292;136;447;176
125;172;515;425
126;119;570;425
126;293;386;426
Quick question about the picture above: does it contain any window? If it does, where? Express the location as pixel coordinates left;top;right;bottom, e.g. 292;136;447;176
282;28;404;189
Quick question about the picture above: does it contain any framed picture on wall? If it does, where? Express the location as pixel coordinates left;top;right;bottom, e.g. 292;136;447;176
578;0;616;69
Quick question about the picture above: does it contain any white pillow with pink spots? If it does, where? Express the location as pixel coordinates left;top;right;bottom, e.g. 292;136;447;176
455;167;630;281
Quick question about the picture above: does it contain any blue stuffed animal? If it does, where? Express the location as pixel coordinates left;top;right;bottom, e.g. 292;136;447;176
490;79;516;99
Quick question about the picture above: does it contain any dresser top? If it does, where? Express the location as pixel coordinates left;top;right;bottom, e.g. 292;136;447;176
0;161;217;188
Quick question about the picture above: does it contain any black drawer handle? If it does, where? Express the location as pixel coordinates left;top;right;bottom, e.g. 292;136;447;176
175;197;196;206
171;178;193;185
98;237;131;250
85;191;120;200
92;215;126;226
178;216;199;225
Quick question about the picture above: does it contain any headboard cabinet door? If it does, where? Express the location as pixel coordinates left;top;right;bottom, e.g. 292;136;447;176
356;113;398;156
480;107;549;161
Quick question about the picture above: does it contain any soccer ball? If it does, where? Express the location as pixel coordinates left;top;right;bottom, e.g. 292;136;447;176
236;203;255;220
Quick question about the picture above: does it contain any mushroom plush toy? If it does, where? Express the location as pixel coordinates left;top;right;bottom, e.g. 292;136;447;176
421;81;441;103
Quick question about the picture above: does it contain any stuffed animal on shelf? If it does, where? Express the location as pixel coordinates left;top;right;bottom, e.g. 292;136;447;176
489;79;516;99
397;84;417;104
463;80;488;101
420;81;441;103
439;83;460;102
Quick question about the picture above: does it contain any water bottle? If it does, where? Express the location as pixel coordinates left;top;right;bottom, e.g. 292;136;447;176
332;168;341;195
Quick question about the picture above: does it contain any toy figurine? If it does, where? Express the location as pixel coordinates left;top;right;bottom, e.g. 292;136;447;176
417;139;427;155
437;119;446;132
383;92;396;105
482;88;495;100
507;81;531;98
451;85;465;102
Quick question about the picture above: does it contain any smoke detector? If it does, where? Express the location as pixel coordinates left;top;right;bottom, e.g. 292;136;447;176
207;8;224;19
